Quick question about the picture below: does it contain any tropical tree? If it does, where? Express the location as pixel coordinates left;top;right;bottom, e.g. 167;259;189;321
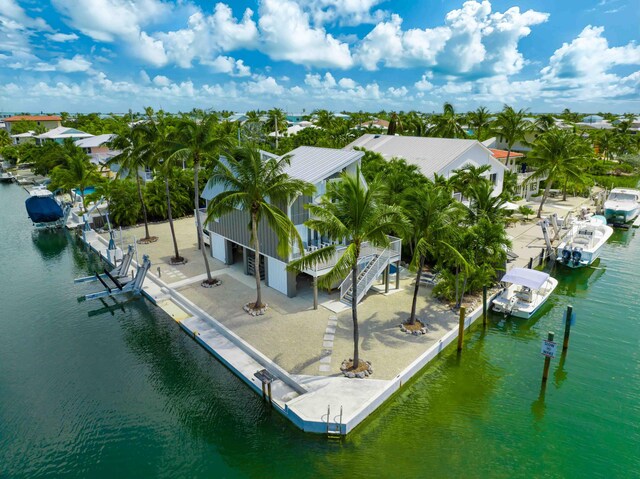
108;115;155;241
467;106;492;141
266;108;287;150
491;105;532;168
206;147;314;311
289;171;406;369
449;164;492;199
526;129;593;217
166;112;232;285
387;112;402;135
403;184;462;325
312;109;336;130
466;180;507;224
426;102;467;139
0;129;11;148
535;114;556;132
50;149;102;212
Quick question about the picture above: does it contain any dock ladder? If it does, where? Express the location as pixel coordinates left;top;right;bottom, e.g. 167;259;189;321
325;405;343;438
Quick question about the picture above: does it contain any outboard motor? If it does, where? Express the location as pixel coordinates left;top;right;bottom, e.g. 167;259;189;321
572;247;583;267
562;248;572;264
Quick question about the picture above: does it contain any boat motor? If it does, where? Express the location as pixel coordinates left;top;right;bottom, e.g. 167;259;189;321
571;247;583;266
562;248;572;264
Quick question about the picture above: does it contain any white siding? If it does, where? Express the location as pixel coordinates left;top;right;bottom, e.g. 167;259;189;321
211;232;226;263
267;257;288;295
443;144;506;197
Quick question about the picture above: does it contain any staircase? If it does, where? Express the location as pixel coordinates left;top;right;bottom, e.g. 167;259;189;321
340;247;393;306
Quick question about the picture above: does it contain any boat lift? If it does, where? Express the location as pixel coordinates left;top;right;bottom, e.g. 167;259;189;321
76;254;151;302
74;245;135;285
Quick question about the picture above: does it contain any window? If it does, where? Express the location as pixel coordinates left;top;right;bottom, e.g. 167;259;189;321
489;173;497;184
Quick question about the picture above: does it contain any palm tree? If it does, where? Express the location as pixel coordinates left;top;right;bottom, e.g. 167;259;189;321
0;129;11;148
491;105;532;169
535;114;556;133
449;164;492;198
312;109;336;130
50;149;102;212
266;108;287;150
403;184;462;325
206;147;315;311
387;112;402;135
526;129;593;217
467;106;492;141
426;102;467;139
108;115;155;241
166;112;231;285
289;170;406;369
466;180;507;224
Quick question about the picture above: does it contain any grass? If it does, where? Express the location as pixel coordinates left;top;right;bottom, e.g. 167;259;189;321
590;174;640;189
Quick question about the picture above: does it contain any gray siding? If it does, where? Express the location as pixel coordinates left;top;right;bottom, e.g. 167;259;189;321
291;195;311;225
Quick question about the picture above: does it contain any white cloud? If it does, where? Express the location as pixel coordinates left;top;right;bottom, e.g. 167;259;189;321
207;55;252;77
387;86;408;97
258;0;353;68
338;77;357;89
152;75;171;87
295;0;387;26
243;75;284;95
32;54;92;72
139;70;151;84
415;73;434;91
46;32;79;42
0;0;50;29
304;72;337;88
355;1;547;76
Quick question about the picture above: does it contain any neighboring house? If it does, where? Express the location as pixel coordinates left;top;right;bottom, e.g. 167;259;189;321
3;115;62;133
268;122;315;137
488;148;541;199
201;146;402;300
75;134;119;177
357;119;389;130
11;131;36;145
345;134;508;198
35;126;93;145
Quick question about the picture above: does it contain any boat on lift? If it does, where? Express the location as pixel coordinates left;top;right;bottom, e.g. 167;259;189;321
604;188;640;224
492;268;558;319
0;171;15;183
556;215;613;268
24;186;70;229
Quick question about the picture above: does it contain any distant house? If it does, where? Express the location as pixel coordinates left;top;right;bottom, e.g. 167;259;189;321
75;134;119;170
11;131;36;145
484;140;544;200
35;126;93;145
345;134;508;198
357;119;389;130
201;146;401;300
268;122;315;137
3;115;62;133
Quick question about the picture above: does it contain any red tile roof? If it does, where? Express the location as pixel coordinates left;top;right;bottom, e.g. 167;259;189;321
4;115;62;122
490;148;524;159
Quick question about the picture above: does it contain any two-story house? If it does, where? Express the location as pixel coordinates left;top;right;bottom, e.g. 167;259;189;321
3;115;62;133
201;146;402;302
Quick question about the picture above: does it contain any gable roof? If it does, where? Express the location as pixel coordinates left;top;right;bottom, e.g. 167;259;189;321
346;134;501;178
281;146;363;185
490;148;524;159
4;115;61;122
36;126;93;140
75;134;115;148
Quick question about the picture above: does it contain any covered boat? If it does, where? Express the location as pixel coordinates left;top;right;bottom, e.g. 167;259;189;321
492;268;558;318
604;188;640;224
556;215;613;268
25;188;66;228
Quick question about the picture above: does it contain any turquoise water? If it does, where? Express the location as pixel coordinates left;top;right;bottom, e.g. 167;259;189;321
1;182;639;478
72;187;96;196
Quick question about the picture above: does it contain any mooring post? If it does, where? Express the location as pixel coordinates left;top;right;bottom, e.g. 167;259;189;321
528;257;533;269
482;286;488;327
313;276;318;310
457;307;466;352
384;264;390;293
395;261;400;290
539;248;545;266
261;382;266;401
542;331;554;383
563;305;573;352
267;382;273;406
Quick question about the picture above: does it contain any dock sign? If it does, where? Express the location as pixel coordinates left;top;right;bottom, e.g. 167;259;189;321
541;339;557;358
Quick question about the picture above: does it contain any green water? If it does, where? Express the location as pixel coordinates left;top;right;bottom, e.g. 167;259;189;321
1;183;639;478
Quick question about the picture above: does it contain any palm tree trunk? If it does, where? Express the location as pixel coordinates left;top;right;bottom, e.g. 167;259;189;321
165;177;181;261
409;256;425;325
459;274;468;309
136;173;151;240
537;179;554;218
252;212;263;308
562;178;568;201
351;262;359;367
505;148;512;170
454;266;460;308
80;191;85;214
194;158;213;282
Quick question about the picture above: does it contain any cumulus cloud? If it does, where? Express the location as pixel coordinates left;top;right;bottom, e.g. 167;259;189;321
243;75;285;95
415;73;434;91
46;32;79;42
295;0;387;26
207;55;252;77
304;72;337;88
32;54;92;72
338;77;357;89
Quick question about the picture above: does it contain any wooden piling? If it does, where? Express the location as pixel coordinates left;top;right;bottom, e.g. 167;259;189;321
457;307;466;352
542;331;554;383
528;257;533;269
267;382;273;406
563;305;573;351
482;286;488;327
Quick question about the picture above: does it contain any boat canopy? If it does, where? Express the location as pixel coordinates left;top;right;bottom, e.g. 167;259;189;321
501;268;549;289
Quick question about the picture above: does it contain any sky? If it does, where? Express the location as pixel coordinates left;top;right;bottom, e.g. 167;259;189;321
0;0;638;114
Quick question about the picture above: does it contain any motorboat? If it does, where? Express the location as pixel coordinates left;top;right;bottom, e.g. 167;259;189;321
604;188;640;223
556;215;613;268
492;268;558;318
0;171;14;183
25;186;70;229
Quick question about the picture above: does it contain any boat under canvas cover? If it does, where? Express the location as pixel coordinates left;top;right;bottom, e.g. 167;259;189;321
25;195;64;223
500;268;549;290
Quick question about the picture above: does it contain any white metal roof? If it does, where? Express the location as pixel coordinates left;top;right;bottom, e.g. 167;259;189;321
501;268;549;289
36;126;93;140
345;134;498;178
280;146;363;185
75;134;115;148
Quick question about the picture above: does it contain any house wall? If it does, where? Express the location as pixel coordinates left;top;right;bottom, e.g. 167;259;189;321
6;119;61;133
494;131;539;152
440;144;506;197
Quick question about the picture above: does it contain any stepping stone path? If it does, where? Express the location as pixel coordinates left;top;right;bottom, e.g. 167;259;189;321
318;315;338;373
162;267;187;282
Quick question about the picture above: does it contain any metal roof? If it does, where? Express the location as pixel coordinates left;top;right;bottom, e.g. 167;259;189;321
345;134;493;178
75;134;115;148
36;126;93;140
279;146;363;185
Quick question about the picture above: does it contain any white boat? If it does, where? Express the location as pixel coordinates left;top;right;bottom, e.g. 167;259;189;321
556;215;613;268
604;188;640;223
0;171;14;183
492;268;558;318
25;186;70;229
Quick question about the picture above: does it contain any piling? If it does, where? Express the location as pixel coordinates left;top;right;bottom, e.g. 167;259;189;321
457;307;466;352
482;286;488;327
563;305;573;352
542;331;554;383
528;257;533;269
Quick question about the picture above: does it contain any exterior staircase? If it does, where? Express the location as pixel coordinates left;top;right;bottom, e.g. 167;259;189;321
340;245;395;306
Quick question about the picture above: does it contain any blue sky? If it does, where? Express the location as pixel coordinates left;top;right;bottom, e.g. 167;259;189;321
0;0;638;114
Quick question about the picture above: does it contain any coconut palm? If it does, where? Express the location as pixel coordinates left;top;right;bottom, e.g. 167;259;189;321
0;129;11;148
265;108;287;150
108;116;155;241
466;180;507;224
289;170;406;369
312;109;336;130
206;147;315;311
387;112;402;135
427;102;467;139
467;106;492;141
403;184;463;325
491;106;532;169
526;129;593;217
50;149;102;212
166;113;232;285
535;114;556;133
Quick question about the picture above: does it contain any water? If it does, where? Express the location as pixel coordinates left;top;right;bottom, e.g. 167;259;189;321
1;183;639;478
